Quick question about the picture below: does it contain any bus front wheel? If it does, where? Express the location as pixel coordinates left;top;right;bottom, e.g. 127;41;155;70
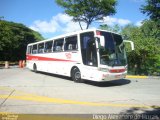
71;67;82;83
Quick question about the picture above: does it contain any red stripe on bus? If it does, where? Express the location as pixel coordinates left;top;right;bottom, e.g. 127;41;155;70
109;69;125;73
26;55;77;62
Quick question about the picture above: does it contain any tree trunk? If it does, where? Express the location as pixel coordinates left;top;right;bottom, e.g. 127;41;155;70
86;21;91;29
78;21;83;30
86;23;90;29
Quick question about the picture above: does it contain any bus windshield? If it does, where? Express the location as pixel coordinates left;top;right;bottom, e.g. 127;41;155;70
98;31;127;67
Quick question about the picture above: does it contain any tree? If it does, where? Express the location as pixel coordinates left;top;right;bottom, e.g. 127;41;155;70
0;16;4;20
140;0;160;21
121;21;160;75
99;24;121;33
56;0;117;29
139;0;160;75
0;20;44;61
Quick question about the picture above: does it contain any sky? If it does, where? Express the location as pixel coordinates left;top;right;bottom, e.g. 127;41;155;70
0;0;147;39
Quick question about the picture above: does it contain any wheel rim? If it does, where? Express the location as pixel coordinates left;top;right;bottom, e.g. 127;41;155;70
75;71;81;81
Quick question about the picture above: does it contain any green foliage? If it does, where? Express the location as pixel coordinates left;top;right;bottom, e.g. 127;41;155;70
99;24;121;33
121;20;160;75
139;0;160;74
140;0;160;22
56;0;117;29
0;20;44;61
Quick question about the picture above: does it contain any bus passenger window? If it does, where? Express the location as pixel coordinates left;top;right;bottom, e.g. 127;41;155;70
53;39;64;52
44;41;53;53
38;43;44;53
32;45;37;54
27;46;32;54
64;36;77;51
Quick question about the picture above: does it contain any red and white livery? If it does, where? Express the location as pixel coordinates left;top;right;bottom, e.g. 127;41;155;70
26;29;134;82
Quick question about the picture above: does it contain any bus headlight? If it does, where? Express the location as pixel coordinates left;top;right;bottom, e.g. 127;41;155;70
98;68;109;72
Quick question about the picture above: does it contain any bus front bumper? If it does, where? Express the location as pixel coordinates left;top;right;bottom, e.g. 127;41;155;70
100;72;127;81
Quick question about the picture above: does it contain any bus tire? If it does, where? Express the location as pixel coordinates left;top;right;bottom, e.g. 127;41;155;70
71;67;82;83
33;64;37;73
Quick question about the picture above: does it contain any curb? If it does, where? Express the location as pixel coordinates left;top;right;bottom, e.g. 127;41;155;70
126;75;160;79
126;75;148;79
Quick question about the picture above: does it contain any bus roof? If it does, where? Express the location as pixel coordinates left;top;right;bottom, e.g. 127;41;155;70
27;28;120;46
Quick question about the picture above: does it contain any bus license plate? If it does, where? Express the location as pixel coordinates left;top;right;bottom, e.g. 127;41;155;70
115;75;121;78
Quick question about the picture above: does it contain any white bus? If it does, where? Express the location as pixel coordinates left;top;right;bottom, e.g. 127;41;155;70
26;29;134;83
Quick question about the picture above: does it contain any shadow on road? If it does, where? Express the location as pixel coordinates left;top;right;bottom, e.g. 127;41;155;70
37;71;131;87
120;106;160;120
84;79;131;87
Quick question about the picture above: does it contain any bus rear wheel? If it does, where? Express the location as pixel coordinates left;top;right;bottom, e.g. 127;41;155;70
33;64;37;73
71;67;82;83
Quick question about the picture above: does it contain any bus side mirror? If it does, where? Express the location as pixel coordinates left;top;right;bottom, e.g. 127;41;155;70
99;36;105;47
95;36;105;47
123;40;134;50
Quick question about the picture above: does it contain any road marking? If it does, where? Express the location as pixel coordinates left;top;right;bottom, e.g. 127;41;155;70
1;94;159;108
126;75;148;79
0;86;160;109
0;89;15;108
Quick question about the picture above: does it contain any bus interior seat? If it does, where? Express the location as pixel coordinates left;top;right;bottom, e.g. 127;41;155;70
68;44;73;50
56;46;62;51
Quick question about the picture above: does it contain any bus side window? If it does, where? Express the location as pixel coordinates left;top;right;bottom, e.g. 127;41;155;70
64;36;78;51
32;44;37;54
44;41;53;53
27;46;32;54
53;39;64;52
38;43;44;53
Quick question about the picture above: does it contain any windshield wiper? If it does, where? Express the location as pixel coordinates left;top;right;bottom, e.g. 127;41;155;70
111;60;115;67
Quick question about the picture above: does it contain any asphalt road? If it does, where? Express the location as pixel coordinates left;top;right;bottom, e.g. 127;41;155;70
0;68;160;115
